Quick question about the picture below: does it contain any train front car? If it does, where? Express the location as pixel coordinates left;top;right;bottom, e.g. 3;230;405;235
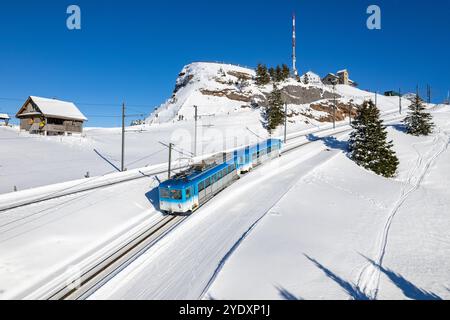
159;180;194;214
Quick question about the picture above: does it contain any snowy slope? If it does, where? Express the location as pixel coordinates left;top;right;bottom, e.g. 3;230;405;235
1;105;447;300
206;105;450;300
90;105;450;300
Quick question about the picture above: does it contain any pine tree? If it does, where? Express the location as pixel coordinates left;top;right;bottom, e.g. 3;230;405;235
281;64;290;81
262;84;285;135
404;94;434;136
268;67;276;82
349;100;399;178
275;65;283;82
255;64;271;86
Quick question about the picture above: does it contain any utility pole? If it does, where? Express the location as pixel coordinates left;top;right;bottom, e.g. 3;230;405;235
348;104;352;125
121;102;125;172
333;84;337;129
427;84;431;104
375;91;378;107
194;105;198;157
399;88;402;114
284;103;288;143
168;143;173;179
292;12;298;77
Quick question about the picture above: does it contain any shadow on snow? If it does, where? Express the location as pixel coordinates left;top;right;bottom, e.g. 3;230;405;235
306;134;349;152
304;254;371;300
275;285;303;300
93;148;121;172
361;255;442;301
387;123;408;133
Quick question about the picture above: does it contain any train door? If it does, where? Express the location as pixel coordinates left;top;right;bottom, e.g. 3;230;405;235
184;186;194;211
198;181;206;205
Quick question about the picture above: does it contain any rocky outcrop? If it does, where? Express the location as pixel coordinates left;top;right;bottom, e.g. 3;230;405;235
200;89;252;103
174;74;194;94
310;100;359;122
282;85;339;105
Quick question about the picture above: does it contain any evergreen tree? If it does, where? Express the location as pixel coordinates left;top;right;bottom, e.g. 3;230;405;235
255;64;271;86
275;65;283;82
404;94;434;136
268;67;276;82
349;100;399;178
281;64;290;81
262;84;285;135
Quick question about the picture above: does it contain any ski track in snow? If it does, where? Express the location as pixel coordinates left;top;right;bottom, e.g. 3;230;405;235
356;127;450;300
199;152;340;299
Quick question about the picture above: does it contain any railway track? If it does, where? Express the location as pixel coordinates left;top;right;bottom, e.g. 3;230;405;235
33;215;186;300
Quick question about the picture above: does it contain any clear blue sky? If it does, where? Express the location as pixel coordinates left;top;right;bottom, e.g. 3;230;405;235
0;0;449;127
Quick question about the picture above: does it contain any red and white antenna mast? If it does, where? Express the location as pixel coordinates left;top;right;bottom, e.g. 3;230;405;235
292;12;298;77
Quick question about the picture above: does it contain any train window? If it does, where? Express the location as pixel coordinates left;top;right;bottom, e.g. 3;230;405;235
199;181;205;191
205;178;211;187
186;188;191;199
160;188;170;199
170;189;182;200
268;146;272;153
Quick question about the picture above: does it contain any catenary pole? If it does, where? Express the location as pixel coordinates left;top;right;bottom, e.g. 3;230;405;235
194;105;198;157
284;103;288;143
168;143;173;179
121;102;125;172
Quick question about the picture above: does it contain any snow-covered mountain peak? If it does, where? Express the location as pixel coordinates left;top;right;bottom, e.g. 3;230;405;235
145;62;410;126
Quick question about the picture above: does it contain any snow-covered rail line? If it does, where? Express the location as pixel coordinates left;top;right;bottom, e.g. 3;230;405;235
35;215;186;300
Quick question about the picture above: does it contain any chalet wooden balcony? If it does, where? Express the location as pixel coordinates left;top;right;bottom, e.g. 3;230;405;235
43;124;82;133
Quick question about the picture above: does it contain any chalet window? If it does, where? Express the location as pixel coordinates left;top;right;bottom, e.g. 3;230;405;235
47;118;64;125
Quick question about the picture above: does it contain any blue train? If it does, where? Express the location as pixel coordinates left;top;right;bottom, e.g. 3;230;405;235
159;139;283;214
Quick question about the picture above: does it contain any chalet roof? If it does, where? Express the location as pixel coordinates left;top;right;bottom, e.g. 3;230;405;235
0;113;10;119
17;96;87;121
337;69;348;74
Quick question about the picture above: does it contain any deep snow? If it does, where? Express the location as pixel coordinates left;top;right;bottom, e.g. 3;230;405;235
91;106;450;300
206;106;450;300
0;106;448;300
